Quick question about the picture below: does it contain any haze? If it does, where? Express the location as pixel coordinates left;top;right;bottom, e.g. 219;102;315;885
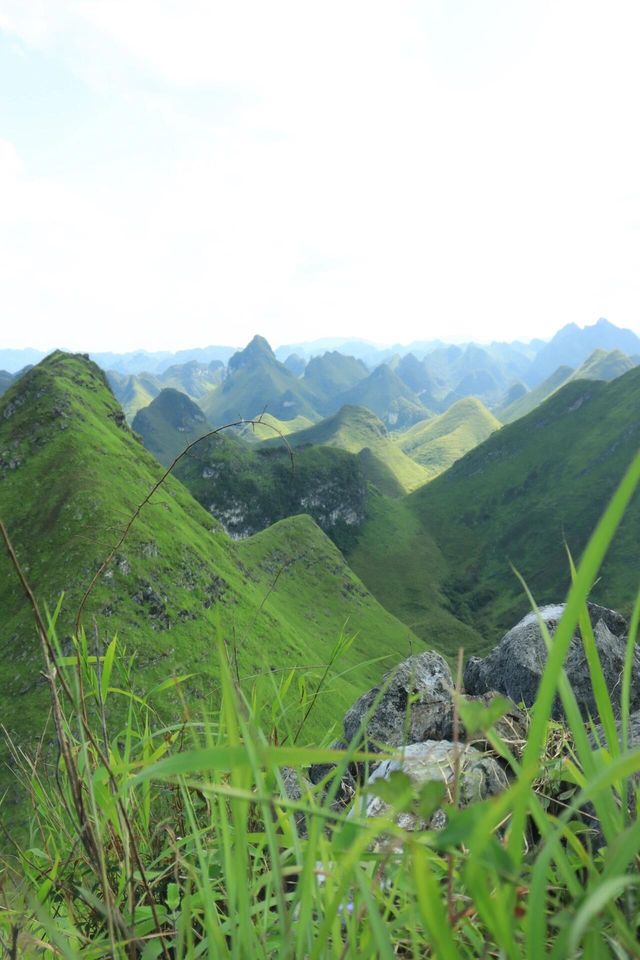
1;1;640;351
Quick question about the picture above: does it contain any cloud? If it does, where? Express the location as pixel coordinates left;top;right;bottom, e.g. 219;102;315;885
0;1;639;349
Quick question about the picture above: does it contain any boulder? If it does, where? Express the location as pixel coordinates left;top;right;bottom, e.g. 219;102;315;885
356;740;508;834
343;651;454;752
278;765;313;837
307;739;358;809
464;603;636;720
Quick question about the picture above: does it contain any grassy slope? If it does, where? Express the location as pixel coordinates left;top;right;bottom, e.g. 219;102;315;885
497;365;572;423
107;370;161;421
396;397;500;479
234;412;314;443
132;388;210;465
174;433;369;552
499;349;637;424
0;354;419;791
568;347;636;382
349;370;640;656
268;405;429;495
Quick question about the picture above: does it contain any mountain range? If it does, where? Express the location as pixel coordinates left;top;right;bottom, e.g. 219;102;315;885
1;316;639;813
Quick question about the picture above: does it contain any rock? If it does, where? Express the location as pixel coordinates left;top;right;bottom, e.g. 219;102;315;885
307;740;358;809
278;766;313;837
356;740;508;834
343;651;454;755
464;603;636;720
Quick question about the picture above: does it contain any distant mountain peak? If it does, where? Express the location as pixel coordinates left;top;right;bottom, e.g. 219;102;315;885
228;335;276;373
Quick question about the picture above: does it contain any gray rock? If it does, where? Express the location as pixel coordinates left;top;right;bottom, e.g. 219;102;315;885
279;766;313;837
464;603;636;720
343;651;454;752
307;740;357;808
355;740;508;834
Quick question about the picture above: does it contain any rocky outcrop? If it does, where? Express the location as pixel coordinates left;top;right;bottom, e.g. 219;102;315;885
358;740;508;835
343;651;454;750
464;602;637;720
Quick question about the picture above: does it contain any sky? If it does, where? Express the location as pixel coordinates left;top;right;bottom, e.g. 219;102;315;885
1;1;640;352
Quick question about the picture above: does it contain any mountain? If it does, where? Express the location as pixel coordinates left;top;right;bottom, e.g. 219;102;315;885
348;369;640;657
132;388;210;465
174;434;369;550
302;351;369;412
107;369;162;420
0;348;48;373
92;345;237;375
498;365;574;423
108;360;225;422
393;353;442;406
0;370;14;396
397;397;501;479
201;335;320;424
283;353;307;376
569;347;637;382
498;348;638;424
527;318;640;384
422;344;517;409
233;411;315;443
158;359;224;398
0;352;419;808
336;363;429;429
270;404;429;496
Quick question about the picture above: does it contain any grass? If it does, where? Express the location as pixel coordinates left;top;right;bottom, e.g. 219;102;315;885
266;405;429;495
350;369;640;656
396;397;500;480
0;353;418;813
1;449;640;957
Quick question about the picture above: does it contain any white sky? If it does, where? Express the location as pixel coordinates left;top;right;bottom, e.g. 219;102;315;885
1;1;640;351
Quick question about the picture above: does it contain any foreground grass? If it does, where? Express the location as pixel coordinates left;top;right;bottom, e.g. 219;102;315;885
1;451;640;958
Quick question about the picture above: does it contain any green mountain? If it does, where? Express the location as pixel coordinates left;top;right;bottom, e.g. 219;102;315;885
499;349;637;424
569;347;636;382
396;397;501;479
336;363;428;429
302;351;369;412
348;369;640;658
270;405;429;496
0;353;419;808
174;433;368;551
107;369;162;419
132;388;210;465
0;370;14;396
234;411;314;443
201;335;320;424
498;365;574;423
528;317;640;384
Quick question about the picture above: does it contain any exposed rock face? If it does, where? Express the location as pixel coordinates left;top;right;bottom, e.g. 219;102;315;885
343;651;454;750
464;602;636;720
356;740;508;833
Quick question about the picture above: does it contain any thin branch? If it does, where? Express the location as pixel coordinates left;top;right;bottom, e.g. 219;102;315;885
75;414;293;636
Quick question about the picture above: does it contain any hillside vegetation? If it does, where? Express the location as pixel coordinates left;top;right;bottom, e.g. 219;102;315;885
349;369;640;654
397;397;500;479
0;353;419;808
268;404;429;495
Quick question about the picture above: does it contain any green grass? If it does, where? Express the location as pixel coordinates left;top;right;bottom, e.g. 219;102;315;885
349;370;640;656
234;412;314;443
396;397;500;479
2;448;640;957
0;353;419;814
267;405;429;495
